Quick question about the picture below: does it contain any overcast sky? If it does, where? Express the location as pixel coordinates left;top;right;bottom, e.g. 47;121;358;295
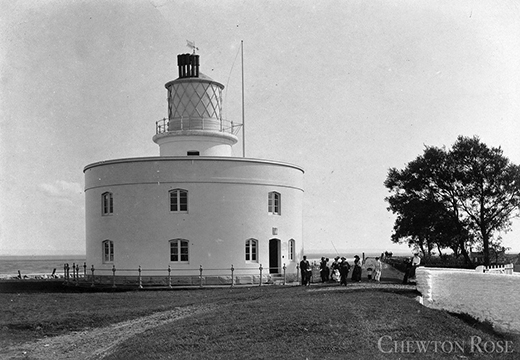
1;0;519;256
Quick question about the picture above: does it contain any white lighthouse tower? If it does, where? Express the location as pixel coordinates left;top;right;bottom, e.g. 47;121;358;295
153;52;239;157
84;50;304;285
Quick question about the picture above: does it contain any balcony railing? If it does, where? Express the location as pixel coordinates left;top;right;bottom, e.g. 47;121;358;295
156;117;242;136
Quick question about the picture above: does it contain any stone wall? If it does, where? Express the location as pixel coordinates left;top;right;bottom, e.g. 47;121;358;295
416;267;520;334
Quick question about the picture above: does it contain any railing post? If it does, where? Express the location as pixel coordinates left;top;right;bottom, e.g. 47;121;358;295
168;265;172;288
75;264;79;286
72;263;76;281
91;265;95;288
283;263;286;285
138;266;143;289
65;263;70;285
231;265;235;287
296;264;300;285
112;264;117;288
259;264;263;287
199;265;203;288
83;262;87;279
63;263;68;283
309;264;313;284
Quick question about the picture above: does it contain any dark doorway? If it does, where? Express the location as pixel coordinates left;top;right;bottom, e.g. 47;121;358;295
269;239;281;274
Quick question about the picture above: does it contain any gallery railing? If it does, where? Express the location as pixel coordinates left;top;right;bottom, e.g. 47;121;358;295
155;117;242;136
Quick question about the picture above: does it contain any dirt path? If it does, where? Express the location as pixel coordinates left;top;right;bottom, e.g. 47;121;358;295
1;304;216;360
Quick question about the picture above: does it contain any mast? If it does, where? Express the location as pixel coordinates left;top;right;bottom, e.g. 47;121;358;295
241;40;246;158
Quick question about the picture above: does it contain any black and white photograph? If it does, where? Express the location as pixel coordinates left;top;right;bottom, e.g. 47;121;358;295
1;0;519;358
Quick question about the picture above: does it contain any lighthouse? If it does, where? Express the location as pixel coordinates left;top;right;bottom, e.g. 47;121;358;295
84;50;304;284
153;53;238;157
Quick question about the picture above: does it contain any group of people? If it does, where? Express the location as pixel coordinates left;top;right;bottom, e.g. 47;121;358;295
299;255;383;286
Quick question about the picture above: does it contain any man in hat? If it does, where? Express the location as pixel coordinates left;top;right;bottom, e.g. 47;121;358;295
300;255;311;286
339;257;351;286
319;257;329;283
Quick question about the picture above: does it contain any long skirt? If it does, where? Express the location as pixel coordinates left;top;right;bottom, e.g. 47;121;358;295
374;269;381;281
352;266;362;282
332;269;340;282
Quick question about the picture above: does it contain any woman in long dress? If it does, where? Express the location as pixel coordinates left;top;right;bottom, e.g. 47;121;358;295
351;255;362;282
374;257;382;282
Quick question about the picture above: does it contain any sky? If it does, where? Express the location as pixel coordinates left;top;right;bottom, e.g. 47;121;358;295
1;0;519;256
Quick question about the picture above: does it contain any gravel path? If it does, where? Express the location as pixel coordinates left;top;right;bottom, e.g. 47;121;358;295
0;304;216;360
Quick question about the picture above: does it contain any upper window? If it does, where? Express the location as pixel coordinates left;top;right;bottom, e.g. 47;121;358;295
170;239;189;262
170;189;188;212
245;238;258;262
102;240;114;263
268;192;281;215
102;192;113;215
187;151;200;156
289;239;295;261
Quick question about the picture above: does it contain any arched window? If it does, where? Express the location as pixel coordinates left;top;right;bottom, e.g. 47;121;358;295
102;192;113;215
102;240;114;263
289;239;295;261
268;191;281;215
169;189;188;212
245;238;258;262
170;239;189;262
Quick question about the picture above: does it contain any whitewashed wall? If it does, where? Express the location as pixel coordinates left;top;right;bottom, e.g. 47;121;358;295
416;267;520;334
84;156;304;276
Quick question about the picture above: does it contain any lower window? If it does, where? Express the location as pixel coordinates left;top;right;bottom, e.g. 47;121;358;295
170;239;189;262
245;238;258;262
102;240;114;263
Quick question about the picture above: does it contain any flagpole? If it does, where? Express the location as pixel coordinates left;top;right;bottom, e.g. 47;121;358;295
241;40;246;158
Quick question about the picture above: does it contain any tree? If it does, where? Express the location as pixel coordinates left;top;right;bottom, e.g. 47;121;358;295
385;145;475;264
385;136;520;266
387;194;457;257
449;136;520;265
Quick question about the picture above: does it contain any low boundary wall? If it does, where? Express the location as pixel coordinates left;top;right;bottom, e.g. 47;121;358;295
416;266;520;334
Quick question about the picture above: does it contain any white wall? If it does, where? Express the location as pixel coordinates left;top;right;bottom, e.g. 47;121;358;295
416;267;520;334
84;157;304;276
153;132;237;156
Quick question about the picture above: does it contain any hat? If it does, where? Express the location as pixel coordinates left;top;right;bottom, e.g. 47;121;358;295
335;256;340;260
341;257;346;260
354;255;360;259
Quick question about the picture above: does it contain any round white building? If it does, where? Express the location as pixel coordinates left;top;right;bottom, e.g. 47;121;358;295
84;52;304;284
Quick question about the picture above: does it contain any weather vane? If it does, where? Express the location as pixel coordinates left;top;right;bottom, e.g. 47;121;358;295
186;40;199;54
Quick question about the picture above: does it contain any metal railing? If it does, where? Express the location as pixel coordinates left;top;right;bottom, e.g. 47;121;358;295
65;263;300;289
156;117;242;136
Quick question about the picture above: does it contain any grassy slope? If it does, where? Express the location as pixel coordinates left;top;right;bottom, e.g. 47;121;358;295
0;289;232;346
101;287;519;359
2;285;517;359
2;265;519;359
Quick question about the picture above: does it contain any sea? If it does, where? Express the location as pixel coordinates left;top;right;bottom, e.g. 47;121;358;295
0;255;86;279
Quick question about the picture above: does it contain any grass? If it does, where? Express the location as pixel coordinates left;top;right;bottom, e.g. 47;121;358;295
1;284;519;359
